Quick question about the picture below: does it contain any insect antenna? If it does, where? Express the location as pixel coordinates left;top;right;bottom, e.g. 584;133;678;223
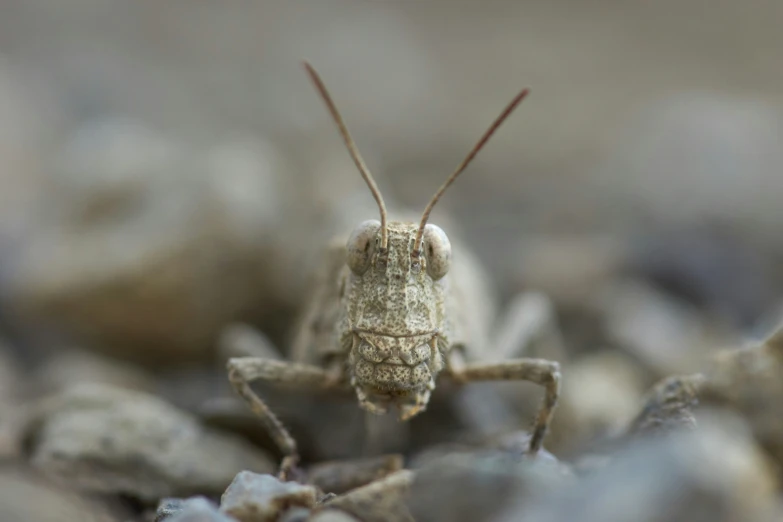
412;88;530;256
303;61;389;250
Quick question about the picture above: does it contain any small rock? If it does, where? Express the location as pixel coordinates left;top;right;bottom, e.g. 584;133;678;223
699;324;783;468
0;123;284;367
155;498;187;522
0;465;128;522
166;497;235;522
500;412;780;522
631;226;782;330
625;374;703;438
220;471;317;522
599;279;732;377
550;351;647;452
324;470;414;522
409;430;566;473
408;451;571;522
27;383;274;504
34;346;157;395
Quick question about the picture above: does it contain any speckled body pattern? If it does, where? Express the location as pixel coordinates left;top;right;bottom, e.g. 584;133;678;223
289;218;496;419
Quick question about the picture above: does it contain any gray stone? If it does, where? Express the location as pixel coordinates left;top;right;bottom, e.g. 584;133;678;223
498;413;781;522
166;497;236;522
308;510;361;522
408;451;571;522
324;470;414;522
0;466;127;522
155;498;187;522
220;471;317;522
28;383;275;503
0;122;284;366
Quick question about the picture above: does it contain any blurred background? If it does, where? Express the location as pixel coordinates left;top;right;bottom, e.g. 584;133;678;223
0;1;783;518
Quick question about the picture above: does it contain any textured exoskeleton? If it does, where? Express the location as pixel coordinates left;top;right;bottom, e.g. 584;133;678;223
227;62;562;479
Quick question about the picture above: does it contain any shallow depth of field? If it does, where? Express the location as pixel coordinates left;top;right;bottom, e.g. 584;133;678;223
1;2;783;521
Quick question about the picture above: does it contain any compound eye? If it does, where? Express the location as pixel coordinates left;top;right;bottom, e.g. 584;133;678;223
346;219;381;275
422;224;451;280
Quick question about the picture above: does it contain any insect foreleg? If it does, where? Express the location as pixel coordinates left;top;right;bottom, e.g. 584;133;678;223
448;358;561;454
226;357;349;480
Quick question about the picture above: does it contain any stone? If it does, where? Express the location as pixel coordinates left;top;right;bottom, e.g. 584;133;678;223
599;279;731;377
33;346;157;395
324;470;414;522
0;465;128;522
498;413;781;522
155;498;187;522
166;497;236;522
408;451;571;522
308;510;361;522
625;375;702;438
27;383;274;503
698;324;783;468
219;471;317;522
0;121;284;366
549;351;646;453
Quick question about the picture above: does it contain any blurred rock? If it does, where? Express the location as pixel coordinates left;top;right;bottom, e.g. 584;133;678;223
157;497;234;522
698;324;783;469
308;510;360;522
27;383;275;504
200;387;371;465
630;226;783;331
219;471;317;522
409;429;567;474
550;351;647;452
496;413;780;522
324;469;414;522
33;346;157;395
0;465;128;522
0;336;21;400
625;374;703;438
408;451;572;522
156;498;188;522
599;279;735;377
219;323;284;361
511;234;629;308
0;121;284;366
0;337;26;458
306;454;404;496
0;405;26;460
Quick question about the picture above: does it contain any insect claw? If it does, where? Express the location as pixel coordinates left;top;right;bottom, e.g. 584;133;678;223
278;455;305;483
356;388;389;415
399;404;425;421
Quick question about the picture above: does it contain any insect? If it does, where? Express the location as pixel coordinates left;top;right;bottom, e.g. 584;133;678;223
227;61;562;479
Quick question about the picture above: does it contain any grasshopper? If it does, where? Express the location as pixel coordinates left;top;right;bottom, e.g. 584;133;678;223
227;61;562;479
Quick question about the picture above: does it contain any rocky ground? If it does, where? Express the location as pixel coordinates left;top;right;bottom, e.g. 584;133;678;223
1;1;783;521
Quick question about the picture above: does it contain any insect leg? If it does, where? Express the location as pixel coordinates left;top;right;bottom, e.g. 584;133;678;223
226;357;347;480
447;358;561;454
